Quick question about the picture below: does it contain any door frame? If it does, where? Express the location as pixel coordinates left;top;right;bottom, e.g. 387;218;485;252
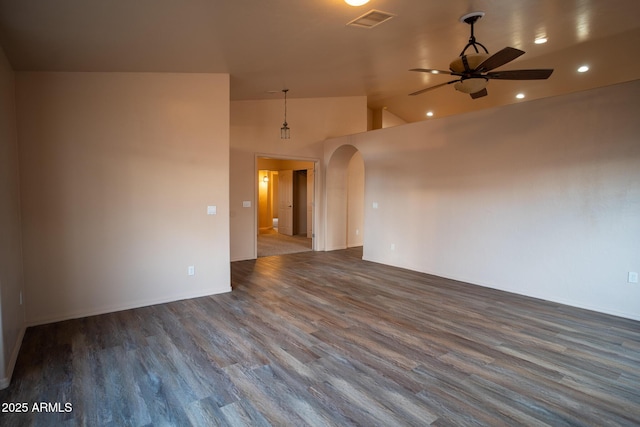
254;153;320;258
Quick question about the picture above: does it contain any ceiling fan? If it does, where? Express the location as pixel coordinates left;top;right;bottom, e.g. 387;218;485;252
409;12;554;99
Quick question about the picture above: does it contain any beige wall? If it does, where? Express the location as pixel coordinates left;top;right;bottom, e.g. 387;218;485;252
382;109;407;128
16;72;231;325
0;45;25;388
347;151;365;247
325;80;640;321
230;96;367;261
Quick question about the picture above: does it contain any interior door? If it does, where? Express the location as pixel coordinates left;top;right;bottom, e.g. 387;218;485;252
307;168;314;239
278;170;293;236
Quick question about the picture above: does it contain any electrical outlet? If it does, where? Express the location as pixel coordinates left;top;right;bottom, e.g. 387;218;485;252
188;266;195;276
629;272;639;283
391;243;396;251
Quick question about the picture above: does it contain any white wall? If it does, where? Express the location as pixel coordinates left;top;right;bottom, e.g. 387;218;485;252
16;72;231;325
0;44;25;388
325;80;640;320
230;96;367;261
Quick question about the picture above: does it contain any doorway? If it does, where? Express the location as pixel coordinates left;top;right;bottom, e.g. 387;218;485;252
257;157;315;257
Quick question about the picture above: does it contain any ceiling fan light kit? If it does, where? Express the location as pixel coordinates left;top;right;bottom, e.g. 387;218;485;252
344;0;370;6
454;78;488;94
409;11;554;100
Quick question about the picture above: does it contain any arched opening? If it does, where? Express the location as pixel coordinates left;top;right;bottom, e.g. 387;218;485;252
326;145;365;251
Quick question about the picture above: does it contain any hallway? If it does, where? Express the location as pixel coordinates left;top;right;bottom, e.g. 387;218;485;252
257;228;312;257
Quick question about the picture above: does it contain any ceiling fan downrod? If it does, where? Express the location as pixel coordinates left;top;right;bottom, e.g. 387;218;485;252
459;12;488;56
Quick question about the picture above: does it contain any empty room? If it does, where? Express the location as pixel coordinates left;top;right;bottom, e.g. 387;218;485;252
1;1;639;425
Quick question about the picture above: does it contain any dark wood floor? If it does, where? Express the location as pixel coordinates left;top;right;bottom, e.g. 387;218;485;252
1;247;639;426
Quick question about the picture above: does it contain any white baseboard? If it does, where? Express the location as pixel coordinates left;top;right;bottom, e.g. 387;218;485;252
3;287;234;388
0;325;26;390
231;255;256;262
362;255;640;322
27;286;231;327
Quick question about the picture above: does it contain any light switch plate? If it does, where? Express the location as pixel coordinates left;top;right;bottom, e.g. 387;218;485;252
207;205;217;215
242;201;251;208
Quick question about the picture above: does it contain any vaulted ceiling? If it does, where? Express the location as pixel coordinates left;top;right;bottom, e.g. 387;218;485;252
1;0;639;122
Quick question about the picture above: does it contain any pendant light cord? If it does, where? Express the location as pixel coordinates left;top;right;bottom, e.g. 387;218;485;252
283;89;288;125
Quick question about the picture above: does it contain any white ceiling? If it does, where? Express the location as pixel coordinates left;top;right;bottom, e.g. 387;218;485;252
1;0;639;122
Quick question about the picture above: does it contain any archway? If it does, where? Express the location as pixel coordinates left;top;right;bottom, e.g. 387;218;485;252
325;145;365;251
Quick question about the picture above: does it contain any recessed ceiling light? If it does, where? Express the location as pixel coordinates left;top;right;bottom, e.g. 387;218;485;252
577;65;589;73
345;0;370;6
426;111;434;117
534;37;548;44
516;93;525;99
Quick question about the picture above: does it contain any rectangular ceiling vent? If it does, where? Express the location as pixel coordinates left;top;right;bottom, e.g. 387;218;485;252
347;10;395;29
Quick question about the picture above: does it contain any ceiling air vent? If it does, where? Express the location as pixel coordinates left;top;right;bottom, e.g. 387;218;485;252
347;10;395;29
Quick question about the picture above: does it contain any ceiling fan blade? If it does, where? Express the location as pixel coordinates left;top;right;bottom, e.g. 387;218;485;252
470;88;488;99
410;68;458;76
409;80;459;96
485;69;554;80
475;47;525;72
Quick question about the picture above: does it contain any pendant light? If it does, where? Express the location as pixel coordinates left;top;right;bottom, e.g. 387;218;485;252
280;89;290;139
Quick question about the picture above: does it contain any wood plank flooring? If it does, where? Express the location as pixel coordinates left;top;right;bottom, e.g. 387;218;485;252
257;229;312;257
1;247;639;426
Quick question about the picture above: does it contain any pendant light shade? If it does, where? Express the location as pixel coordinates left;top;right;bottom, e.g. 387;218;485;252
280;89;290;139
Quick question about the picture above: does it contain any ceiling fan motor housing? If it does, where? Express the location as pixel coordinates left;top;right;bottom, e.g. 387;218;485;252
449;53;489;73
450;53;489;94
